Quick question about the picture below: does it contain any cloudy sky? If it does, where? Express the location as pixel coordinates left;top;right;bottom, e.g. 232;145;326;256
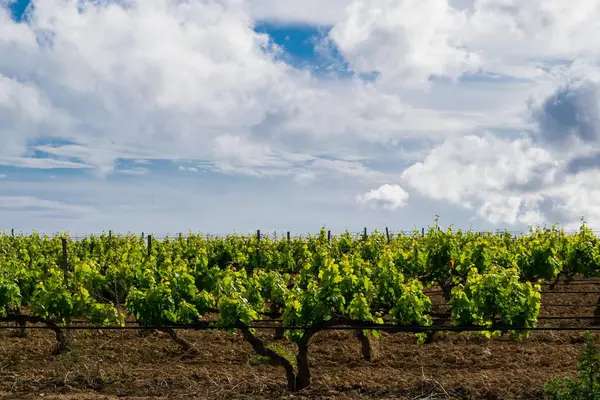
1;0;600;235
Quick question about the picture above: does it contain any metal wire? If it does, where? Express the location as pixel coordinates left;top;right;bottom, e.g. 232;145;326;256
7;228;600;238
424;290;600;295
1;324;600;332
431;303;599;307
61;316;600;326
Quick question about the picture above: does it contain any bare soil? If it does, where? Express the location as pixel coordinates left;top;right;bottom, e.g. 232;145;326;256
1;283;598;400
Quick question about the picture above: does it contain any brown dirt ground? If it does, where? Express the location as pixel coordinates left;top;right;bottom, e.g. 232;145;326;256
1;282;599;400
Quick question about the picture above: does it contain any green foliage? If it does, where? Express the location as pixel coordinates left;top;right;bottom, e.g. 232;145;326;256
450;266;541;339
0;221;595;350
0;279;21;316
545;331;600;400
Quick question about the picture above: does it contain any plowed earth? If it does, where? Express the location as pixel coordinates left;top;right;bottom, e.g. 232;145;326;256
1;282;599;400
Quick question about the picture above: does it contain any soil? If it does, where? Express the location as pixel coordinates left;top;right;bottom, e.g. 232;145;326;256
1;282;599;400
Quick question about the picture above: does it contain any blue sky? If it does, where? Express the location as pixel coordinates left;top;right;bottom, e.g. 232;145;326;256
8;0;28;21
1;0;600;235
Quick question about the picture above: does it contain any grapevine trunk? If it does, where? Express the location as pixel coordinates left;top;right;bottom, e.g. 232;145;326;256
355;330;373;361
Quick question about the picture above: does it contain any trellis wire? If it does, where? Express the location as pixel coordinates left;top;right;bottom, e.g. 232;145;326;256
2;324;600;332
424;290;600;295
7;228;600;239
59;315;600;325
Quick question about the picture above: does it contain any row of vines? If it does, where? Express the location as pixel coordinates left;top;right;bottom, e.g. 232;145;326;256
1;220;600;390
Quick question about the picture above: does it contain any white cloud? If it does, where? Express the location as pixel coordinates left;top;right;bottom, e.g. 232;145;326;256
528;61;600;151
463;0;600;68
118;167;148;176
477;195;545;226
310;158;392;183
398;127;600;228
3;0;600;232
0;0;294;172
0;196;94;219
357;184;409;210
34;144;137;176
327;0;600;85
0;0;488;182
210;134;312;177
293;170;316;185
0;75;59;158
401;134;561;224
247;0;353;25
544;170;600;229
329;0;481;88
179;165;199;173
0;157;93;169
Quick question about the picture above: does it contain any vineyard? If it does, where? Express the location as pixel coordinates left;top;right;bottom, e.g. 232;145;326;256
2;221;600;398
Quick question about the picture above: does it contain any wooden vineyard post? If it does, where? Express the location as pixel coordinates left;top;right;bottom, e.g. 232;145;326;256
256;230;261;270
363;227;368;240
11;228;14;237
422;228;425;236
147;235;152;257
286;231;290;241
385;227;390;243
327;230;331;244
56;237;72;352
61;238;68;285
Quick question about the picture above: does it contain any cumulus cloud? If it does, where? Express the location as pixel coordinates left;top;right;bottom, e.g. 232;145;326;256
0;0;293;173
545;169;600;229
402;135;559;202
399;128;600;228
328;0;600;85
4;0;600;232
0;0;494;182
529;62;600;150
401;134;560;224
357;184;409;210
464;0;600;62
329;0;481;88
0;75;59;158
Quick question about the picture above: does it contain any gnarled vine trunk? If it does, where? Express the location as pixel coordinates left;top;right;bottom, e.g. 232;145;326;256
239;317;378;392
441;282;452;301
239;325;299;390
159;328;198;356
46;321;72;354
295;342;310;390
270;303;285;340
355;330;373;361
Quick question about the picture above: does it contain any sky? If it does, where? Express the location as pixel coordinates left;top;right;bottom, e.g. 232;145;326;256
2;0;600;235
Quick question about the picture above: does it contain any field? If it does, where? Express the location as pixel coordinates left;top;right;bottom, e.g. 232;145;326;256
2;225;600;399
0;282;597;399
